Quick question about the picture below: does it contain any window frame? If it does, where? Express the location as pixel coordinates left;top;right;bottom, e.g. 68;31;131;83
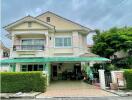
28;22;32;27
20;64;45;72
20;38;45;50
46;17;50;22
54;36;72;48
21;38;45;45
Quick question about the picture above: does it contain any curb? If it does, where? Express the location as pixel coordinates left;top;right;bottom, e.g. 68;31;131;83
0;92;41;99
103;90;132;97
36;95;118;99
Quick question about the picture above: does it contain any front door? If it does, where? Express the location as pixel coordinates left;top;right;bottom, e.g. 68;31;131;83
74;64;81;74
74;64;82;80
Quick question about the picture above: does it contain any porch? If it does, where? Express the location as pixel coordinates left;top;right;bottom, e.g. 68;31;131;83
1;57;110;85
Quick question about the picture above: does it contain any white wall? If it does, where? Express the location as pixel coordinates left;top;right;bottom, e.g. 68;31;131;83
0;64;10;72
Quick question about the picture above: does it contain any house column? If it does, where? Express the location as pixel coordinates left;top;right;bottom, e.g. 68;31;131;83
98;69;106;89
72;31;80;56
10;63;16;72
45;31;49;57
45;62;51;86
16;63;20;72
10;34;15;58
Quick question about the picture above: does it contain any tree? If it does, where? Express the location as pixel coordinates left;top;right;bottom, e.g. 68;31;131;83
92;27;132;58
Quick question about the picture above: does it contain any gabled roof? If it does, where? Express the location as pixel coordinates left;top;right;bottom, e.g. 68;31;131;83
36;11;92;32
4;15;55;30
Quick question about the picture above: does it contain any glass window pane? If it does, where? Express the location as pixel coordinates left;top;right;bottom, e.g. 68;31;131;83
34;65;38;71
21;39;44;50
21;65;27;71
34;39;44;45
64;38;71;46
55;38;63;47
38;65;43;71
28;65;33;71
22;40;32;45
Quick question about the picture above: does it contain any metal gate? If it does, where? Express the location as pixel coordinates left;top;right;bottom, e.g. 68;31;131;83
105;72;112;87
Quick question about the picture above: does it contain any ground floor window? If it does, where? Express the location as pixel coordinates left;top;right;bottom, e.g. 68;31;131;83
21;64;44;71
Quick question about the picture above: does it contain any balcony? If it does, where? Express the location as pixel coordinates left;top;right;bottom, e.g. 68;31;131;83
13;45;45;51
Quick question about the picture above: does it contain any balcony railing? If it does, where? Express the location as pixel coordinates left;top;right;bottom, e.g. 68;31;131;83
13;45;45;51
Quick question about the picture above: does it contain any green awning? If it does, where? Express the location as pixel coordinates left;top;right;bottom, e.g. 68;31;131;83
1;57;110;64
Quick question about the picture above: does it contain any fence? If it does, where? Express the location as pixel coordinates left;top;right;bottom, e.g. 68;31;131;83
105;72;112;87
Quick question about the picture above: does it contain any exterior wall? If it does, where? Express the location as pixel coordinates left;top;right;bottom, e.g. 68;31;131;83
72;31;80;56
111;71;125;87
37;13;84;30
0;44;10;72
8;13;89;58
11;31;88;57
52;32;73;56
16;63;21;72
78;33;87;54
0;49;3;59
60;63;74;72
12;22;48;30
11;51;46;58
10;30;48;58
0;64;10;72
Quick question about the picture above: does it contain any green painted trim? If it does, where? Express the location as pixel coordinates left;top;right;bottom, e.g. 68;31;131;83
1;57;110;64
10;64;16;72
43;63;46;71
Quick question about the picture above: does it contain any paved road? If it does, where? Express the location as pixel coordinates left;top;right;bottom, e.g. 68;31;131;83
2;96;132;100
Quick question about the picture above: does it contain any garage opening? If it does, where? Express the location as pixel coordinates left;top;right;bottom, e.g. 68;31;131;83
51;62;84;81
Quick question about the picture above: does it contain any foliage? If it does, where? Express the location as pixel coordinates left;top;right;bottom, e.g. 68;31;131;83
124;69;132;90
1;71;47;93
106;64;117;71
112;57;132;69
92;27;132;58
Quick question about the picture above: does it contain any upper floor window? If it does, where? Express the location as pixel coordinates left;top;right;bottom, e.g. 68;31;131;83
21;39;44;50
55;37;72;47
46;17;50;22
3;52;9;57
22;39;44;45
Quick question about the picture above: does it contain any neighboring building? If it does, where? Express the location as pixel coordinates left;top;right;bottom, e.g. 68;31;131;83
110;50;129;59
0;41;10;72
87;45;93;52
2;11;109;84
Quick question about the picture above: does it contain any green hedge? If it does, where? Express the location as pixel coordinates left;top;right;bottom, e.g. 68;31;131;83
1;71;47;93
124;69;132;90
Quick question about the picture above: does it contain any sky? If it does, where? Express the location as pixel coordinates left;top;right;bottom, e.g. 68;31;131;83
1;0;132;47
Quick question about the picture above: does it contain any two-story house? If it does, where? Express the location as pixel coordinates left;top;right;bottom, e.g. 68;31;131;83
2;11;109;84
0;41;10;72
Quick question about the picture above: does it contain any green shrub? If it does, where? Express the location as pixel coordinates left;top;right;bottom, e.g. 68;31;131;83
124;69;132;90
1;71;47;93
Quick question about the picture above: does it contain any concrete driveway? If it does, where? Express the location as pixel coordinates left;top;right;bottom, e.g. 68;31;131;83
37;80;117;98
